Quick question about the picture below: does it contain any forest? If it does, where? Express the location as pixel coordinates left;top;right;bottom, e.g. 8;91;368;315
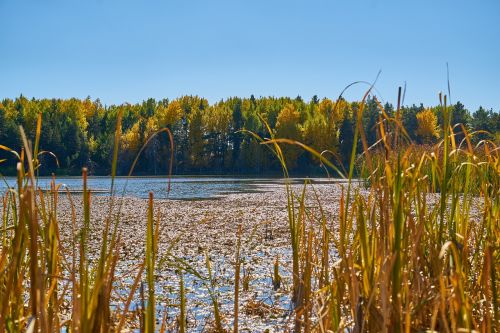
1;95;499;176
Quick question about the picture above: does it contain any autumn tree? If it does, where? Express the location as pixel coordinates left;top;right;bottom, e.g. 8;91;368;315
203;104;232;169
156;100;183;127
275;103;303;169
303;98;344;162
415;108;439;143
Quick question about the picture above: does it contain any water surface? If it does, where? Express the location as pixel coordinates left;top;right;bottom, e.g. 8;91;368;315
0;176;341;200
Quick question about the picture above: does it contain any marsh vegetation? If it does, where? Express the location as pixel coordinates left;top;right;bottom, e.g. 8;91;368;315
0;88;499;332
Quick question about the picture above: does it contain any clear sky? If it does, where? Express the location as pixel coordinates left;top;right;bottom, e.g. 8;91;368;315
1;0;499;111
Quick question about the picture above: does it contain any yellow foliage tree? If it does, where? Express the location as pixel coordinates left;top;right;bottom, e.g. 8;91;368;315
303;114;337;156
318;98;344;124
121;122;142;154
318;98;333;117
275;103;303;168
203;105;232;167
416;108;439;143
156;100;183;127
145;117;159;137
203;105;232;134
302;98;346;161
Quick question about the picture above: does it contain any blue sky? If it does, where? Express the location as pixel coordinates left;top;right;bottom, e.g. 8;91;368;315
1;0;499;111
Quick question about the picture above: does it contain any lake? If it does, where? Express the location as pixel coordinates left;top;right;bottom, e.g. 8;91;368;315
0;176;343;200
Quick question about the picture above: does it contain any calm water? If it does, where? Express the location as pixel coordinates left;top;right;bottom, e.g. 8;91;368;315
0;176;337;200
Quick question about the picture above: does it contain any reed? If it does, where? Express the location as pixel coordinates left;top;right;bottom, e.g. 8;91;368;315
233;225;242;333
257;86;499;332
272;256;281;291
0;85;498;332
145;192;156;333
178;273;186;333
0;109;168;332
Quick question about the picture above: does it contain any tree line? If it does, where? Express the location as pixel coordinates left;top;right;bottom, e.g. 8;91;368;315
1;95;499;176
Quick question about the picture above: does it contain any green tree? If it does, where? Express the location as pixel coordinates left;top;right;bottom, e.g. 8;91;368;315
188;106;206;170
401;104;425;142
471;107;499;142
339;103;355;166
